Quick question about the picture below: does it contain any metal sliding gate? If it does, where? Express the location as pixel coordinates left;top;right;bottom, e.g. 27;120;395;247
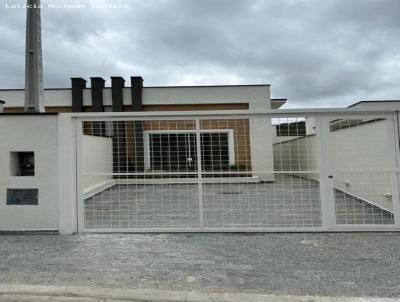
75;110;400;232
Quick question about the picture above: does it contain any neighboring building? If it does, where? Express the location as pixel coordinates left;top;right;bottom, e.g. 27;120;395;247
348;100;400;110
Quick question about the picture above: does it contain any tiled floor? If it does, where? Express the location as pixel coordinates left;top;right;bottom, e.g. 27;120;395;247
335;189;394;224
84;175;322;229
84;175;394;230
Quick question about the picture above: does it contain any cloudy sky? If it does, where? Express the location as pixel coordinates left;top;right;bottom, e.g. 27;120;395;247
0;0;399;107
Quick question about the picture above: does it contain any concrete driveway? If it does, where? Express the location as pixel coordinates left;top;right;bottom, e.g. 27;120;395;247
0;233;399;299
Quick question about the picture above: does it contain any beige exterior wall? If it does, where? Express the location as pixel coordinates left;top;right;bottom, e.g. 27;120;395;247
200;119;251;170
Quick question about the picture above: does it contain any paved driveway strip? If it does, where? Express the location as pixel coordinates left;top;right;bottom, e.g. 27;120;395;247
0;233;399;298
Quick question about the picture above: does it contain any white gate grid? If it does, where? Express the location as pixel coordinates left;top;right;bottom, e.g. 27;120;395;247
74;109;400;232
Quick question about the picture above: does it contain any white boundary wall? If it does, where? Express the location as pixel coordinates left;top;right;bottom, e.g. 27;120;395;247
0;115;59;231
273;134;319;181
330;119;394;210
274;118;395;210
82;135;113;198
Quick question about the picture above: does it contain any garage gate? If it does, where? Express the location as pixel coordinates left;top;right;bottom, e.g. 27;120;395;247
75;110;400;232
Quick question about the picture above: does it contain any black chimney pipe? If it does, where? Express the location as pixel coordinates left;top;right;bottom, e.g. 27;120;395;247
71;78;86;112
90;77;105;112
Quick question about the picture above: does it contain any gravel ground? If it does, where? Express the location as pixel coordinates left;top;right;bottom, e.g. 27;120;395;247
0;233;399;298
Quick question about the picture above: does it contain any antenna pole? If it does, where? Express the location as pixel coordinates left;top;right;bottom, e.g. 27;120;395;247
24;0;44;112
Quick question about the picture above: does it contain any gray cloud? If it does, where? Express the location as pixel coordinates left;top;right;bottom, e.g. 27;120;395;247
0;0;399;107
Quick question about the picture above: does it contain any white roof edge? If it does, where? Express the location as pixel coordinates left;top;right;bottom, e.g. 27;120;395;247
0;84;270;92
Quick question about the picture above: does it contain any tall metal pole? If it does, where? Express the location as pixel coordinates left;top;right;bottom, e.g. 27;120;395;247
24;0;44;112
